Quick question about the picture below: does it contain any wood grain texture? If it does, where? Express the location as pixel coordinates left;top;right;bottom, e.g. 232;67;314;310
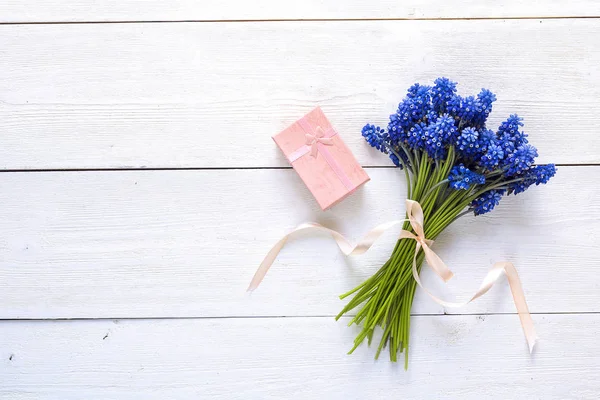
0;167;596;319
1;5;598;396
1;19;600;169
3;0;600;22
1;315;598;399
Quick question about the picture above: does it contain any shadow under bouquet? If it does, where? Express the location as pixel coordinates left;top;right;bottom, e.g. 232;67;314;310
336;77;556;367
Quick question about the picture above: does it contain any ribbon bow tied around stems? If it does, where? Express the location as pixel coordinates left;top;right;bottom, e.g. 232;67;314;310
248;199;538;353
400;199;454;282
305;126;334;157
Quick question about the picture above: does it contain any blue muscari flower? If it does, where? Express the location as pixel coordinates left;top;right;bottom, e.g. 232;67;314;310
477;128;497;153
407;83;431;100
431;114;458;144
497;133;516;155
472;88;496;128
532;163;557;185
456;127;482;158
505;143;538;176
431;77;457;113
406;122;427;150
361;124;388;153
387;112;407;143
448;164;485;190
426;110;439;124
508;164;556;194
479;128;496;144
424;114;458;158
424;132;445;159
448;95;480;127
389;152;401;167
446;95;461;119
497;114;527;155
508;180;528;195
472;189;505;215
479;141;505;170
459;96;479;124
389;84;432;139
477;88;496;112
498;114;524;138
389;98;426;139
390;145;410;169
407;85;432;116
362;123;411;169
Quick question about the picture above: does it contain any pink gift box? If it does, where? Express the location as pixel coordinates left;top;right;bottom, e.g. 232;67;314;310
273;107;370;210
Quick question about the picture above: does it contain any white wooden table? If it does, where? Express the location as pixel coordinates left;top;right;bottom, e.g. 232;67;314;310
2;2;600;398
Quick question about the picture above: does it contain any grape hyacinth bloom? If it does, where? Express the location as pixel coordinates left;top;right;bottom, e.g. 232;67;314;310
431;77;457;113
448;164;485;190
508;163;557;194
532;163;557;185
497;114;527;155
424;114;458;158
389;152;401;167
505;144;539;176
456;127;481;158
361;124;388;153
473;88;497;128
479;128;496;145
453;95;478;126
406;122;426;149
480;141;504;170
472;189;505;215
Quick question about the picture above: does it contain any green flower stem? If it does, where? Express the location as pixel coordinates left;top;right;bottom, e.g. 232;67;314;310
412;149;421;175
337;147;486;367
453;208;474;222
404;168;412;199
421;148;455;218
399;144;416;173
421;179;448;205
389;146;414;196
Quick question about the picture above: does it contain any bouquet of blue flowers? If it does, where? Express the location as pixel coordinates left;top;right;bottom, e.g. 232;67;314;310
336;78;556;367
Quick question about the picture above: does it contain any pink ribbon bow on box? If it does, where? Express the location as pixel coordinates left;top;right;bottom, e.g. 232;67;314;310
289;121;337;162
305;126;334;158
287;118;355;192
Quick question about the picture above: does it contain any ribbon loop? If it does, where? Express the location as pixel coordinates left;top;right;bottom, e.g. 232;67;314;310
247;220;407;291
402;200;453;282
405;199;425;239
305;125;334;158
249;199;538;353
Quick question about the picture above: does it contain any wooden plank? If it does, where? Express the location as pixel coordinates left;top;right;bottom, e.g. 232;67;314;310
1;315;598;398
3;0;600;22
1;19;599;169
0;167;595;319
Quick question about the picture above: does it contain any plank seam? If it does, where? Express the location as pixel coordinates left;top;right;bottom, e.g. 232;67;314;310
1;16;599;25
0;163;596;173
1;311;597;322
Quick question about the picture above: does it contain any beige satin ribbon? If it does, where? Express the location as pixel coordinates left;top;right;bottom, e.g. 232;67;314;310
248;199;538;352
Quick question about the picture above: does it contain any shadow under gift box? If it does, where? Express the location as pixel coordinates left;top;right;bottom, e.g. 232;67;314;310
272;107;370;210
